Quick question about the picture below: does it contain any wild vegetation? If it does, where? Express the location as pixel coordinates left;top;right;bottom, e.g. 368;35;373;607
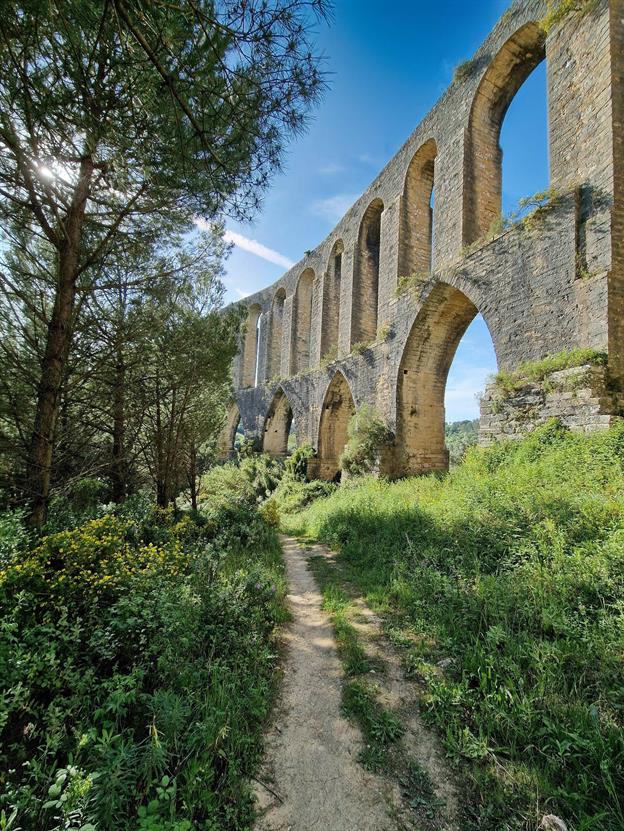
492;348;607;395
0;462;286;830
445;419;479;466
0;2;329;828
282;421;624;830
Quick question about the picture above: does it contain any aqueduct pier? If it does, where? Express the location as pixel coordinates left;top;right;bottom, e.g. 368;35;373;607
219;0;624;480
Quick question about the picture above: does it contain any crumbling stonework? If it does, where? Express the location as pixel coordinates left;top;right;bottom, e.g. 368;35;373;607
220;0;624;479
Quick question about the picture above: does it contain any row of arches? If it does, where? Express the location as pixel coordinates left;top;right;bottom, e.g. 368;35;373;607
240;19;548;390
225;281;497;480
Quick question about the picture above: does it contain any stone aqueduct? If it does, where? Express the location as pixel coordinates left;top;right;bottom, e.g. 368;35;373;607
219;0;624;480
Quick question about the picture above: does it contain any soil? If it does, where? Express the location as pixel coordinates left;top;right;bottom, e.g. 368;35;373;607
254;535;460;831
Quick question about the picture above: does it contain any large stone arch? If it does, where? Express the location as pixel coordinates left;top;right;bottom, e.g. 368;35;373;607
399;139;438;279
217;401;241;459
352;199;384;347
263;387;294;457
464;21;547;245
291;268;315;374
266;287;286;381
320;239;344;361
393;282;498;478
241;304;261;388
317;370;356;481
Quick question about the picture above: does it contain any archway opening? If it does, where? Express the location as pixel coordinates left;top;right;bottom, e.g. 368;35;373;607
444;313;498;466
465;22;547;244
254;312;263;387
318;371;355;481
395;283;497;477
321;239;344;361
242;304;261;388
291;268;315;374
266;288;286;381
500;60;548;217
263;388;294;457
352;199;384;347
399;139;437;281
217;402;242;459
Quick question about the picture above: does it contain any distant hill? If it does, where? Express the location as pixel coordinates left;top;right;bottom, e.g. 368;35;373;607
445;418;479;465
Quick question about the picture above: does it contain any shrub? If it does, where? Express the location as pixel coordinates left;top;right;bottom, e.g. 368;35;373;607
0;478;285;830
0;509;29;569
339;406;391;477
284;442;316;482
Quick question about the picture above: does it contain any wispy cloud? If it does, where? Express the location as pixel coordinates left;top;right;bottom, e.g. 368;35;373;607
310;193;357;224
195;218;295;269
319;162;345;175
357;152;378;167
234;287;250;299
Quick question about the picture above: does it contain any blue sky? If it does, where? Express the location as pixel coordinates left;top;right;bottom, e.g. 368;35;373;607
221;0;549;421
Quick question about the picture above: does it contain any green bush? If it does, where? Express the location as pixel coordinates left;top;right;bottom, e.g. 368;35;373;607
285;421;624;830
283;442;316;482
0;478;286;830
339;406;391;477
0;508;29;569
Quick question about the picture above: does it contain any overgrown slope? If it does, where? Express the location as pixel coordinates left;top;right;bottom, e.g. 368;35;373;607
283;421;624;830
0;465;286;830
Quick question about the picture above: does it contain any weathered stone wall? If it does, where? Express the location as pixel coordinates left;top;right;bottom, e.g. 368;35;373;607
480;365;623;443
223;0;623;478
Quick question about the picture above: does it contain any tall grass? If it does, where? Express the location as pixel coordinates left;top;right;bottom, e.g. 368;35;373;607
284;421;624;830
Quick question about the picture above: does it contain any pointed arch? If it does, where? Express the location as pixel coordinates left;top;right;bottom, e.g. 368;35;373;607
317;370;356;481
241;304;261;388
394;283;498;477
266;287;286;381
400;139;437;280
465;22;547;244
352;199;384;347
291;268;315;374
321;239;344;361
263;387;294;457
217;401;241;459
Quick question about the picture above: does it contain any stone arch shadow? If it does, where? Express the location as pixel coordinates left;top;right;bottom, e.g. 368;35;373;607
217;401;242;460
262;387;296;458
314;370;356;482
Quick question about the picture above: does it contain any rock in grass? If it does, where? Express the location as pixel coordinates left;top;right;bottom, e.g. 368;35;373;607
540;816;567;831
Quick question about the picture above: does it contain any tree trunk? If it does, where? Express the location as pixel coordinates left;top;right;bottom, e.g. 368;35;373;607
111;338;126;503
155;371;167;507
27;158;93;527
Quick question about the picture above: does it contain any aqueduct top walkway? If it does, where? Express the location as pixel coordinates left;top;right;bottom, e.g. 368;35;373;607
220;0;624;479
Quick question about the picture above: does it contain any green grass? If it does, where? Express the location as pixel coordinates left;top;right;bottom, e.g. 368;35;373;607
283;420;624;830
492;347;607;395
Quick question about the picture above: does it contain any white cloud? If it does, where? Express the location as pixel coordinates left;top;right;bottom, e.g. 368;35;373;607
357;152;377;166
319;162;345;175
310;193;357;224
234;287;250;299
194;218;295;269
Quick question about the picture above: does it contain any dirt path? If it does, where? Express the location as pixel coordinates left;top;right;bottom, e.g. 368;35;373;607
254;535;396;831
